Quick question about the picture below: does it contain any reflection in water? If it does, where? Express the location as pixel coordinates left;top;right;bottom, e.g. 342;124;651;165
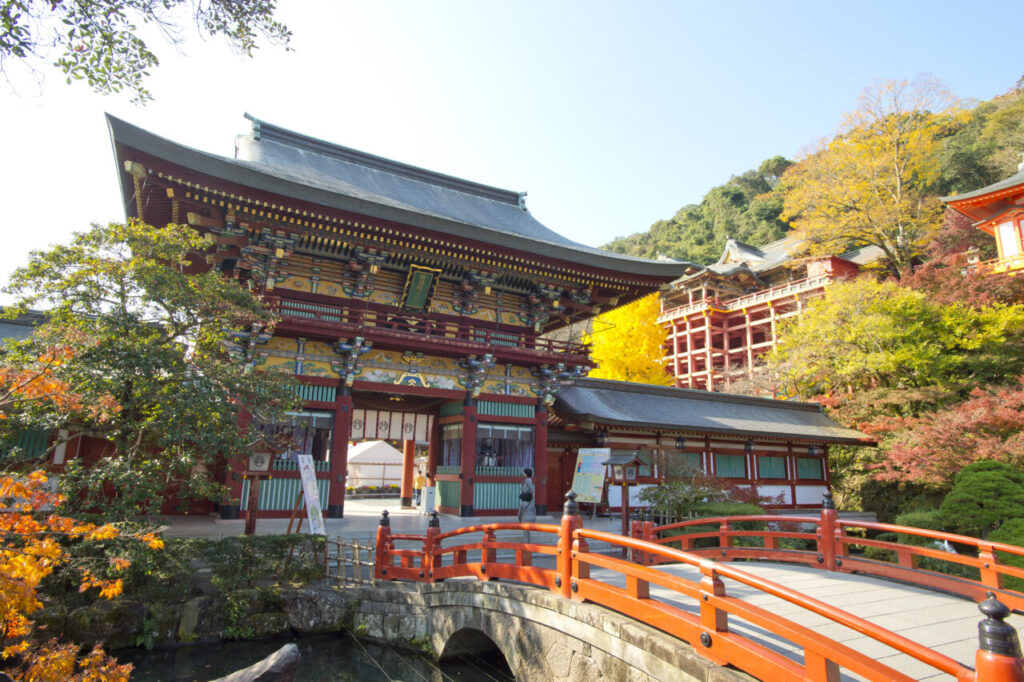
116;632;514;681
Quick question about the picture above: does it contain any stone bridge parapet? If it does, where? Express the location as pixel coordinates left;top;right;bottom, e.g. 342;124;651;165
313;580;751;682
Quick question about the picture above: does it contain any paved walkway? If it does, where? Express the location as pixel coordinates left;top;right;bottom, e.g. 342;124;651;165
160;501;1018;681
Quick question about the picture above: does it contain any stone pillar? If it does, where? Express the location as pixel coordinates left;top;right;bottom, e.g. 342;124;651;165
459;400;478;517
534;402;549;516
401;439;415;508
327;385;353;518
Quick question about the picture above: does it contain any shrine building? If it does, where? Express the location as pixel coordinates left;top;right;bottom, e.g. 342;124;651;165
944;161;1024;274
104;114;870;519
658;237;882;392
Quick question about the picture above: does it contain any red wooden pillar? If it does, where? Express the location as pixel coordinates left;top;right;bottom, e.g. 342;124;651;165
534;403;549;516
400;439;415;508
327;386;353;518
459;400;477;517
426;417;439;480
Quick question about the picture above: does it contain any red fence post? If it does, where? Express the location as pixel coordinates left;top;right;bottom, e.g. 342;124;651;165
483;528;497;567
976;593;1024;682
643;511;657;566
697;558;728;666
422;511;440;582
375;510;392;580
719;519;732;556
557;492;582;599
979;542;1004;591
819;491;837;571
631;514;645;565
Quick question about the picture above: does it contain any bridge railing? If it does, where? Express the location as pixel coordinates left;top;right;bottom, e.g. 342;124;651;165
373;495;1024;682
634;492;1024;612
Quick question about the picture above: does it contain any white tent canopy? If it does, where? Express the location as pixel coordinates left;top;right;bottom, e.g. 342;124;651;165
346;440;406;489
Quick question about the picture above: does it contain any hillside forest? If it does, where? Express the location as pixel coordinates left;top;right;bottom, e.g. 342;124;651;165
593;76;1024;542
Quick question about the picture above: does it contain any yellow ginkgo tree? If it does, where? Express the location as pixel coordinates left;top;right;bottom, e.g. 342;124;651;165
782;76;964;279
585;293;672;386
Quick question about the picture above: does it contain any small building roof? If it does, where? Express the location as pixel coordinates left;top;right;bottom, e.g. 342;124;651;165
107;114;688;278
942;167;1024;204
0;310;46;344
554;378;872;445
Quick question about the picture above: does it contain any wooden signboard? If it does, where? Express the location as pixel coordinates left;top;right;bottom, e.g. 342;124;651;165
570;448;609;503
296;454;326;536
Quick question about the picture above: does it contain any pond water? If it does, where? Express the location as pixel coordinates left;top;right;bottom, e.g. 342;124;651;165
115;633;514;682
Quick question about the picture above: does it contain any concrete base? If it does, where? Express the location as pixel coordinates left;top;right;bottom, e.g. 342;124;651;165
219;505;240;520
460;505;473;517
327;504;344;519
401;497;413;508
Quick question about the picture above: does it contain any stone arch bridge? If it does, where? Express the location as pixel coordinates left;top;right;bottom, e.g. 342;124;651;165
353;497;1024;681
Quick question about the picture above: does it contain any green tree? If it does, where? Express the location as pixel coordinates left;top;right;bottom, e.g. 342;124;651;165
585;294;671;386
603;157;793;264
0;0;290;102
2;221;299;518
767;277;1024;401
782;76;963;278
938;461;1024;538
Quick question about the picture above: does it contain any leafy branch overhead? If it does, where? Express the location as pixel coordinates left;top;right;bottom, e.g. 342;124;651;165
0;0;291;102
2;221;300;518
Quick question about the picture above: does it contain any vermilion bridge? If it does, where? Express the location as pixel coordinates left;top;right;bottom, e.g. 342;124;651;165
371;493;1024;681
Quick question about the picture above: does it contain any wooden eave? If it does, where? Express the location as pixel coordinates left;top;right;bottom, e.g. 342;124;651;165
118;148;665;311
948;186;1024;224
971;204;1024;236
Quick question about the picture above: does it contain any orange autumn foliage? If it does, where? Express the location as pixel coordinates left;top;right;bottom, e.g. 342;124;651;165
0;346;118;424
1;471;137;681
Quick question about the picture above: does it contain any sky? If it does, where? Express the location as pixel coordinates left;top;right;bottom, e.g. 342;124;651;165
1;1;1021;286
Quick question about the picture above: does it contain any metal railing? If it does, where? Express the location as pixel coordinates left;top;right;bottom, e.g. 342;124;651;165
373;495;1024;682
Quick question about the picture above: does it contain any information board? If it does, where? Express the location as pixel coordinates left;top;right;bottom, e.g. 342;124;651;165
296;454;327;536
570;448;610;503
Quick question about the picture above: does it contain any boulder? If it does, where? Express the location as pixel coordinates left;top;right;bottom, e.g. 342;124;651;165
178;596;226;643
66;599;145;649
209;643;300;682
279;586;353;633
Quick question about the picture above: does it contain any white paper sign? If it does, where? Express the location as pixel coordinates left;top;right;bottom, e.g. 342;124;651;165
296;454;326;536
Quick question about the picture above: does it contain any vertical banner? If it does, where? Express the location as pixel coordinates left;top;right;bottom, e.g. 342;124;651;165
571;448;610;503
296;454;327;536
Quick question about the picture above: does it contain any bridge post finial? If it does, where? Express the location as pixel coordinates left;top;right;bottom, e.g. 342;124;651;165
564;490;579;517
975;592;1024;680
822;490;835;510
429;510;440;528
557;491;582;599
375;510;392;581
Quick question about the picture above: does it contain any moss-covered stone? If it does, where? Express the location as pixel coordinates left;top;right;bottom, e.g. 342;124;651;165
31;604;67;639
66;599;146;649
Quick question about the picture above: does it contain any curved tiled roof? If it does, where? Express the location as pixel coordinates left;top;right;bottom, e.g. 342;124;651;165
942;167;1024;204
554;378;871;445
107;114;688;279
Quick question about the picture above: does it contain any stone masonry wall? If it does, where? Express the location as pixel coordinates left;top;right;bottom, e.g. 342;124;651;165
336;580;753;682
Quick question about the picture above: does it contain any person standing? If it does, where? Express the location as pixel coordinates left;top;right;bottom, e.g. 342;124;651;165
518;468;536;543
414;469;426;506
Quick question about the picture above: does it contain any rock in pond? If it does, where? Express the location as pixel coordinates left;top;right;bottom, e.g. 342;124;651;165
209;642;300;682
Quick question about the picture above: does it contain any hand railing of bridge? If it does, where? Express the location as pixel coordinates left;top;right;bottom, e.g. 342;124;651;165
373;495;1024;682
633;491;1024;613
